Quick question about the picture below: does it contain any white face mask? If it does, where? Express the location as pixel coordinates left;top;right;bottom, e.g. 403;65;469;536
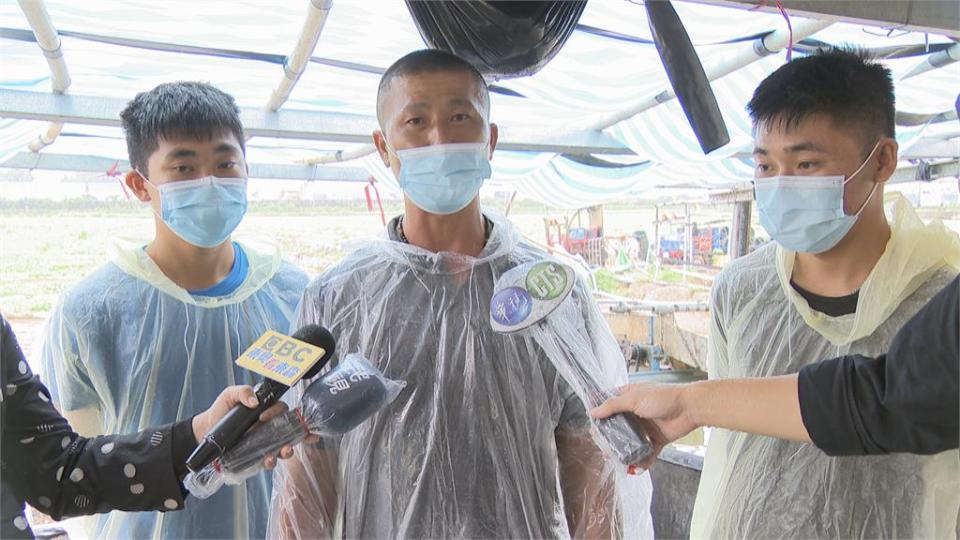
140;172;248;248
754;140;882;254
388;142;493;215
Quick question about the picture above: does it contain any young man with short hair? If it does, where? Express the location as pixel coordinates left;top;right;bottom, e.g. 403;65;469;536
690;48;960;539
40;82;308;539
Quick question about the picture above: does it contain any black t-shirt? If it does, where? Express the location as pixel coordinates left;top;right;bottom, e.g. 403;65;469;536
791;281;859;317
798;276;959;456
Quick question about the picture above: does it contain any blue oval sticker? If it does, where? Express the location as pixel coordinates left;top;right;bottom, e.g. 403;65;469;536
490;286;533;327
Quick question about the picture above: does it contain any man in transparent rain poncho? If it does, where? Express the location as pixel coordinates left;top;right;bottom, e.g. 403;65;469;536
690;48;960;539
39;82;309;539
269;49;653;539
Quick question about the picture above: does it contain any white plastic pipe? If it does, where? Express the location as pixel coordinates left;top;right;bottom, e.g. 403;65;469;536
18;0;69;93
594;291;711;313
901;42;960;80
299;144;376;165
27;122;63;152
18;0;70;152
573;18;833;132
265;0;333;112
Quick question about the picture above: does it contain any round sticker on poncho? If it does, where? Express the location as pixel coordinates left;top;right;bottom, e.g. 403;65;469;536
525;262;569;301
490;287;533;327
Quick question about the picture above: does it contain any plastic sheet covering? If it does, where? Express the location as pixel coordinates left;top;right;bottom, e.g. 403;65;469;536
268;211;653;539
782;194;960;346
490;261;653;468
405;0;587;79
38;238;308;540
691;194;960;539
185;354;404;499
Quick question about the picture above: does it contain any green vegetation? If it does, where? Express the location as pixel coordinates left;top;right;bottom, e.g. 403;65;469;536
593;269;631;296
653;266;684;283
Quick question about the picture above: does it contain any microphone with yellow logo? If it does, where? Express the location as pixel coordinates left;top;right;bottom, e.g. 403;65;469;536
186;325;336;473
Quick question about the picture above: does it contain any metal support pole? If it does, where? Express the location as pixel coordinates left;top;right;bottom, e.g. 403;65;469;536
730;199;752;259
648;315;660;371
653;205;660;265
684;203;692;274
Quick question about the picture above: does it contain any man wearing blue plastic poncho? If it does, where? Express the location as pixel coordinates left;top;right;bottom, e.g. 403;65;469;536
690;48;960;539
39;82;309;539
269;49;653;539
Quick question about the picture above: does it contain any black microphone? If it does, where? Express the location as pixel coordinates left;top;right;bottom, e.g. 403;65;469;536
186;325;336;473
221;357;395;473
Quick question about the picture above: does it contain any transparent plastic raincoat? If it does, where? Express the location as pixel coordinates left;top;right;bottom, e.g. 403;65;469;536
39;238;308;540
691;194;960;539
268;212;653;539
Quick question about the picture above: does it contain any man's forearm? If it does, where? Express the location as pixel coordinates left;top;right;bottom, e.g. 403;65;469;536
685;376;811;443
556;429;618;538
273;445;339;540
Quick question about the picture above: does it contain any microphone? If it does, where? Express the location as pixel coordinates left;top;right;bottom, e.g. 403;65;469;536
186;325;336;473
183;353;405;499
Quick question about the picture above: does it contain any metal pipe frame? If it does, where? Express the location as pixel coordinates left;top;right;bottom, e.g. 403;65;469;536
0;88;638;156
708;159;960;204
683;0;960;38
574;18;833;131
0;152;371;182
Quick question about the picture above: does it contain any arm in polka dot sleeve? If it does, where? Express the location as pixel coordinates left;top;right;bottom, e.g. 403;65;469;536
1;315;195;524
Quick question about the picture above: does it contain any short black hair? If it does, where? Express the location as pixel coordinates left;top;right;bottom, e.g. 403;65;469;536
747;47;895;150
376;49;489;127
120;81;245;175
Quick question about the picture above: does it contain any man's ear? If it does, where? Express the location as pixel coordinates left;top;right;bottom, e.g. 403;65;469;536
125;169;152;202
874;138;899;185
372;130;391;167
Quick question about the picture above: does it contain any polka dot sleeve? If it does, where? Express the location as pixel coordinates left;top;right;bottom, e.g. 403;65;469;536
1;315;192;535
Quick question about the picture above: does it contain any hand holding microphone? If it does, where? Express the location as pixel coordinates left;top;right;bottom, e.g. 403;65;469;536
186;325;337;473
185;353;404;499
191;386;297;469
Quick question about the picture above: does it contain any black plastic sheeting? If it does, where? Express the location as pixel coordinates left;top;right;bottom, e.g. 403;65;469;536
405;1;587;80
645;0;730;154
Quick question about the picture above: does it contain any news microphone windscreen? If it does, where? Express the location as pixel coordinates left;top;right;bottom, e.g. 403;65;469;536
299;363;390;434
291;325;336;379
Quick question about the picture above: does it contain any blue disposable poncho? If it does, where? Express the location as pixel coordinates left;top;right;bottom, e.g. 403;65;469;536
39;238;308;540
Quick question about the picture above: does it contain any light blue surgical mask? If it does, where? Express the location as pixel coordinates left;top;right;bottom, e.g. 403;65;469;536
140;172;248;248
390;142;492;215
754;141;881;254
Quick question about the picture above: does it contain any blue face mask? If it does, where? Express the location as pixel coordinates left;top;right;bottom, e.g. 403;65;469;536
754;141;881;254
392;142;492;215
141;173;248;248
